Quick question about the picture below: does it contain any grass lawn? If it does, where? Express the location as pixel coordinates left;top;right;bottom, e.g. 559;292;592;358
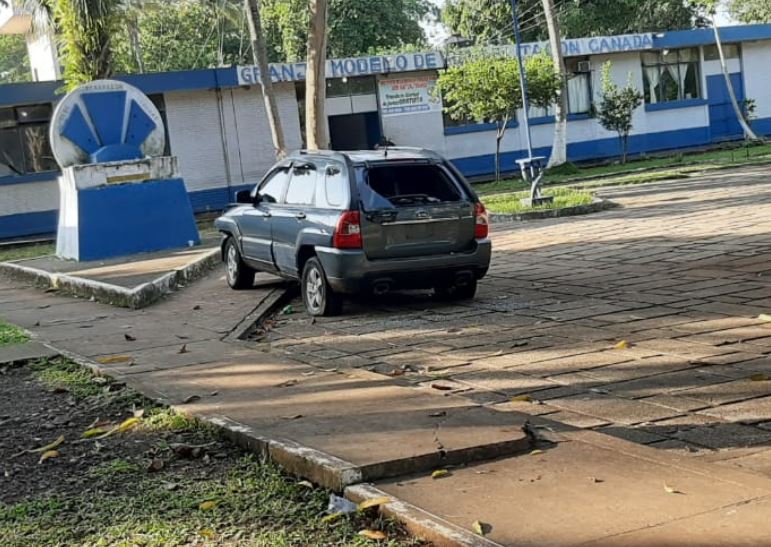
0;321;28;347
1;358;422;546
482;186;594;214
0;243;54;263
473;142;771;196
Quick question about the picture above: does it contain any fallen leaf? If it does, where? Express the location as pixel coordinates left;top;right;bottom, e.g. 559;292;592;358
431;469;450;479
133;408;145;419
428;411;447;418
358;530;387;540
147;459;164;473
758;313;771;322
614;340;630;350
193;305;202;311
30;435;65;454
430;383;453;391
177;344;189;354
589;476;604;483
276;379;299;388
511;340;528;348
472;520;490;536
117;417;140;433
322;367;339;373
124;333;137;341
210;391;218;397
198;529;216;539
282;414;303;420
38;450;59;464
663;483;683;495
511;394;533;402
446;327;461;333
357;496;391;511
297;480;313;488
320;512;343;524
181;395;201;404
199;500;218;511
81;427;109;439
750;373;769;382
529;449;544;456
96;355;133;364
387;369;405;376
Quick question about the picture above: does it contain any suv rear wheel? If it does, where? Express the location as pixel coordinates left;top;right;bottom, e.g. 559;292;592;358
302;257;343;316
225;237;255;290
435;278;478;301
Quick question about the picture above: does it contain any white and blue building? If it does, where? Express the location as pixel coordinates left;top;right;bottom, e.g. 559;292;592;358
1;13;771;240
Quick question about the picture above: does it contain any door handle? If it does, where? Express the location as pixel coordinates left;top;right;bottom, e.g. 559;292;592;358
260;212;272;218
295;212;307;220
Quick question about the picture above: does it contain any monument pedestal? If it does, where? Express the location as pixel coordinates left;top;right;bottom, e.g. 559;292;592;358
56;156;200;261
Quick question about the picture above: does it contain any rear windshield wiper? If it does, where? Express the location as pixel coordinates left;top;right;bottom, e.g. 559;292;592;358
388;194;440;205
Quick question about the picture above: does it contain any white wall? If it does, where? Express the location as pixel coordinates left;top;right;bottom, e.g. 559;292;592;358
0;180;58;216
742;40;771;119
25;33;60;82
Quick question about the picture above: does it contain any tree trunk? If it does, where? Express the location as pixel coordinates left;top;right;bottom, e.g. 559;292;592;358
542;0;567;168
244;0;287;159
128;16;144;74
619;134;627;164
495;119;508;182
712;24;759;141
305;0;329;150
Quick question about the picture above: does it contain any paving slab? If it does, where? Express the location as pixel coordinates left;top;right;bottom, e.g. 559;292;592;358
373;429;771;547
0;341;58;364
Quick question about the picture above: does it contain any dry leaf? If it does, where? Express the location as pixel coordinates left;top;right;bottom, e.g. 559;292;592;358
177;344;189;354
198;529;216;539
81;427;109;439
181;395;201;404
322;367;339;373
276;379;299;388
30;435;65;454
614;340;630;350
750;373;769;382
431;469;450;479
133;408;145;419
199;500;218;511
530;449;544;456
472;520;490;536
297;480;313;488
38;450;59;464
430;383;453;391
282;414;303;420
663;483;683;494
117;417;140;433
124;333;137;341
358;530;387;540
511;394;533;402
357;496;391;511
320;512;343;524
589;476;604;483
758;314;771;322
96;355;133;364
428;411;447;418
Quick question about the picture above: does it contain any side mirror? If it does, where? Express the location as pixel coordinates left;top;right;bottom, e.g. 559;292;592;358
235;190;254;204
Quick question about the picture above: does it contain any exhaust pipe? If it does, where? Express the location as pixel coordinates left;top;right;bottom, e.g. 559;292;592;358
455;271;473;287
372;280;391;296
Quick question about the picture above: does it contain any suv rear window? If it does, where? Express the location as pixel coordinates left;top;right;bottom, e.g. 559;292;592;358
359;164;464;210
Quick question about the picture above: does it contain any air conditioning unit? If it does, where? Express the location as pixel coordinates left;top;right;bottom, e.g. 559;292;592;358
576;60;592;73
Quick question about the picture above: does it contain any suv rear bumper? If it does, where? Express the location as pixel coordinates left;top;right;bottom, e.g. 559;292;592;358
315;240;492;294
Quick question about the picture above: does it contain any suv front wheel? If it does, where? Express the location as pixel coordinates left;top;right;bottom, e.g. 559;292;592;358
225;237;255;290
302;257;343;316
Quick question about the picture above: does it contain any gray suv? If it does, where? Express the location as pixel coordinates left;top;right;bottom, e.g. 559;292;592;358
215;148;491;316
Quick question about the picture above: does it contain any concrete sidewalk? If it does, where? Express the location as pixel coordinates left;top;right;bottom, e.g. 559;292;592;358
3;270;771;545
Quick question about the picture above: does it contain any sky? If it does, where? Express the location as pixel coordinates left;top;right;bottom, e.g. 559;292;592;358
420;0;738;47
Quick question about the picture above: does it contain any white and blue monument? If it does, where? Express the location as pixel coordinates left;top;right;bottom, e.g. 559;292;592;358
50;79;200;261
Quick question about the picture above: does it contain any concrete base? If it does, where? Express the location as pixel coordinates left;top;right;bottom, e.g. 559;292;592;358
0;239;220;308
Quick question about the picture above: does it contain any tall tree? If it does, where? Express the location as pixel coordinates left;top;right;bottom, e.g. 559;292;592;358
541;0;567;168
245;0;286;158
728;0;771;23
436;53;560;181
0;35;32;84
261;0;432;62
305;0;328;150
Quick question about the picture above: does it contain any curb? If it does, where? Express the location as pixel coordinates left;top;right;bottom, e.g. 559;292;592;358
488;197;618;223
223;284;296;342
0;248;220;309
346;483;504;547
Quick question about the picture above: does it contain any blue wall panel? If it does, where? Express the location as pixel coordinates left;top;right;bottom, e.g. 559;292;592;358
0;210;58;239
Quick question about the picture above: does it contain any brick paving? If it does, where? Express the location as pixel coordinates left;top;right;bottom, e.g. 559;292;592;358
263;165;771;458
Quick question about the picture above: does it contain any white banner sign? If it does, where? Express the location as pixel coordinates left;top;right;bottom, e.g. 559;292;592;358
378;76;442;117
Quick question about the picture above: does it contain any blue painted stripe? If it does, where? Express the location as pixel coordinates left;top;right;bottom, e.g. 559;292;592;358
0;210;58;239
655;24;771;49
645;99;708;112
0;80;60;108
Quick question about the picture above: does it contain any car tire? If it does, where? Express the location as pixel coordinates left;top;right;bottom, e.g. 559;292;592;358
435;278;478;301
302;257;343;316
224;237;255;290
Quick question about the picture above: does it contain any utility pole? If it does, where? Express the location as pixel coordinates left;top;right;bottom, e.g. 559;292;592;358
244;0;287;158
542;0;567;167
712;23;759;140
306;0;329;150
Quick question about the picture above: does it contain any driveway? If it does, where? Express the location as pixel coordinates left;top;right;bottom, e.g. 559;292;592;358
263;164;771;463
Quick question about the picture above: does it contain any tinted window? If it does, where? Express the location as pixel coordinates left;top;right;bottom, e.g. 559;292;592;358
361;164;464;209
285;166;317;206
257;168;290;203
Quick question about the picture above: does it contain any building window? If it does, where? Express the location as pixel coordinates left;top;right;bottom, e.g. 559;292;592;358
529;57;592;118
147;94;171;156
704;43;740;61
0;103;57;176
326;76;376;98
642;48;701;104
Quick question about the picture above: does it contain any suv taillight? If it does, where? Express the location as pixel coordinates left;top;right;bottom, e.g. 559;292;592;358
474;202;489;239
333;211;363;249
